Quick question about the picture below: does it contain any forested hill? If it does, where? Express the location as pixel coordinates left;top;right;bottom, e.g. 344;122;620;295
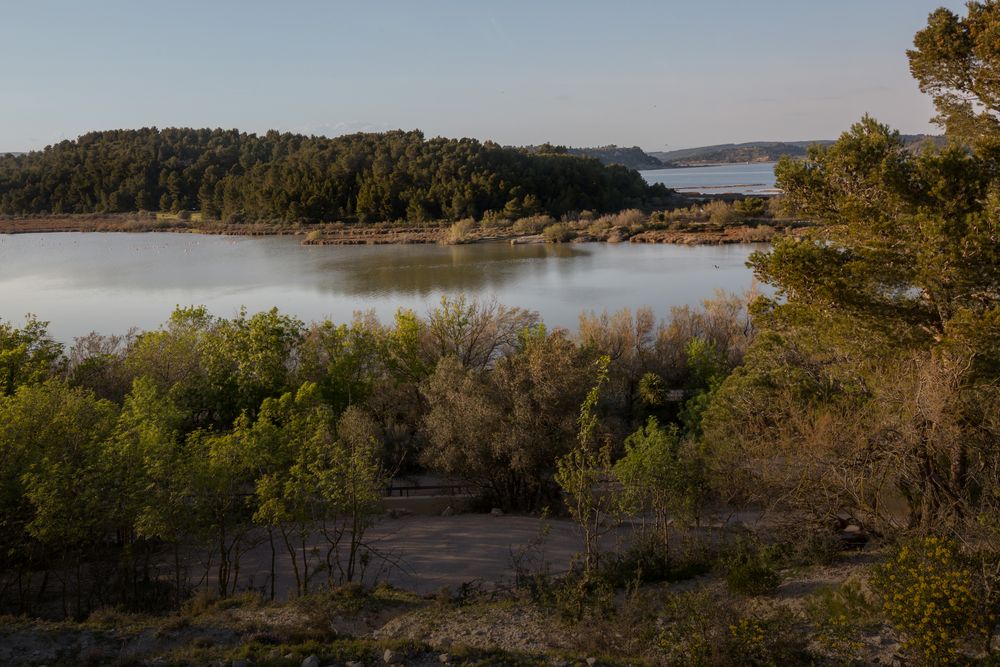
565;145;667;170
0;128;674;223
650;134;945;165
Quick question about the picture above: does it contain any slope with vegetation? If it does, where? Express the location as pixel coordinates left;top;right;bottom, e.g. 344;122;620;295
564;144;667;170
1;2;1000;665
0;129;673;224
651;134;944;165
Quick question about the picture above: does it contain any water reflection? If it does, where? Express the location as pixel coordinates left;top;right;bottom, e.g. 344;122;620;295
0;233;768;341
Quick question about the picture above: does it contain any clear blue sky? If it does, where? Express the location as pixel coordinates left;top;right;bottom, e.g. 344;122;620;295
0;0;967;152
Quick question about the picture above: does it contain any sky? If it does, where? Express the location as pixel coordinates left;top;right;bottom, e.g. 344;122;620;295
0;0;969;152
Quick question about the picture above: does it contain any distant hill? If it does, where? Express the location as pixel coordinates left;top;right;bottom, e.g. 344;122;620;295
565;145;667;171
650;135;945;166
0;129;674;221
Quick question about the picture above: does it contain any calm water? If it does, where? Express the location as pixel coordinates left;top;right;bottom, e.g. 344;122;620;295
0;233;767;342
643;162;778;195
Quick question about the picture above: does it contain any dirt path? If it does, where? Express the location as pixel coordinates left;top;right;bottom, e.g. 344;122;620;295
232;514;590;597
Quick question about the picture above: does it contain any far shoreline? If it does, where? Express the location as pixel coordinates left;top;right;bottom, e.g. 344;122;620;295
0;213;799;246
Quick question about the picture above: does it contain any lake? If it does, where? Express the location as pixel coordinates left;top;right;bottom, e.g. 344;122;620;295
642;162;778;195
0;233;767;342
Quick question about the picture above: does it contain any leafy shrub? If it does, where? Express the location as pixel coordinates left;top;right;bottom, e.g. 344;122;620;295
546;568;615;621
871;536;990;665
704;200;735;225
724;539;780;596
657;591;809;665
770;528;844;568
805;578;879;661
732;197;767;218
446;218;476;243
599;534;715;588
542;222;576;243
511;214;553;235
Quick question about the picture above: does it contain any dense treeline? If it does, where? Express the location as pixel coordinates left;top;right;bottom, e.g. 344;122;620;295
0;295;749;617
0;128;674;223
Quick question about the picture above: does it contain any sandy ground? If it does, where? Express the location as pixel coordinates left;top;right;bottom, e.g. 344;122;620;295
231;514;597;597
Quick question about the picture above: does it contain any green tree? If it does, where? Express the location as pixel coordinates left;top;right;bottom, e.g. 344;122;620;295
614;416;708;544
555;355;619;573
0;380;117;616
703;94;1000;530
0;315;63;396
908;1;1000;149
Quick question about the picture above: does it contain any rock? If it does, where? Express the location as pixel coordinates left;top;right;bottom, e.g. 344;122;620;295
438;654;450;664
231;661;250;667
490;507;504;516
441;505;454;517
383;648;404;664
302;656;320;667
586;659;597;666
346;662;365;667
267;649;282;660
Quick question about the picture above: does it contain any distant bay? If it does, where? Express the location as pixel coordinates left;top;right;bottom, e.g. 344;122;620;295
642;162;778;195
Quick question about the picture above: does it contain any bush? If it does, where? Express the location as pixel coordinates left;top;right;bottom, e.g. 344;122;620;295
542;222;576;243
598;534;715;587
732;198;767;218
805;578;879;662
656;590;810;665
511;214;553;235
542;568;615;621
704;200;735;225
871;536;991;665
478;210;510;229
724;539;781;596
446;218;476;243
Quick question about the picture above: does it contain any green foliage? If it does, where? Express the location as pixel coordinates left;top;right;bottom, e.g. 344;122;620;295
0;315;63;396
805;579;879;662
655;590;809;666
908;1;1000;146
0;295;754;618
871;536;992;664
555;356;619;572
421;327;593;511
723;538;781;596
542;222;576;243
613;417;708;537
0;128;673;221
637;371;666;407
706;109;1000;533
679;337;727;436
732;197;767;218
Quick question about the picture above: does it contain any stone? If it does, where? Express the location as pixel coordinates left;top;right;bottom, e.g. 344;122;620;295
302;656;320;667
346;662;365;667
383;648;404;664
586;659;597;666
231;661;250;667
490;507;504;516
438;654;450;664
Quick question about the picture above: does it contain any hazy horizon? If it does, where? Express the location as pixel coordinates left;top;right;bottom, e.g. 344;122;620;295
2;1;966;153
